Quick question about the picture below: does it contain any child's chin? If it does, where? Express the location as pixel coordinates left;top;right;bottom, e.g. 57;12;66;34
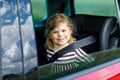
58;42;69;46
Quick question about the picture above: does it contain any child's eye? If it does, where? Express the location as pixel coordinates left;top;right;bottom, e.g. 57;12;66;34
62;30;66;32
53;31;58;34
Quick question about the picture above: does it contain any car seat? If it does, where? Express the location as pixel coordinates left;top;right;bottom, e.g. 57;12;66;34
70;14;117;53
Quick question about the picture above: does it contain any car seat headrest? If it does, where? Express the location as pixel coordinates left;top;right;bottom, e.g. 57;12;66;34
71;14;117;34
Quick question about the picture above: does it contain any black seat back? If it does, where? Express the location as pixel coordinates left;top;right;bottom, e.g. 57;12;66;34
71;14;117;52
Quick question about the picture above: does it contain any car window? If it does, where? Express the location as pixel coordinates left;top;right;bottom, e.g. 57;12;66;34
1;0;24;79
0;0;38;80
1;0;120;79
38;48;120;79
30;0;47;27
17;0;38;79
74;0;117;17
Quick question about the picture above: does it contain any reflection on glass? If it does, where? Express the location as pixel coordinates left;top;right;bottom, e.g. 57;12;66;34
48;54;94;75
74;0;117;17
30;0;47;22
39;48;120;80
1;0;23;79
17;0;38;79
0;1;2;80
115;0;120;29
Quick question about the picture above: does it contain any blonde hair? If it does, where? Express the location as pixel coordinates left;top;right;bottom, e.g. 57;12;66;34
45;13;76;50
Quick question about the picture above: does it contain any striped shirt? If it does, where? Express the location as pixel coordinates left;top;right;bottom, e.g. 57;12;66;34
47;48;94;64
47;48;94;74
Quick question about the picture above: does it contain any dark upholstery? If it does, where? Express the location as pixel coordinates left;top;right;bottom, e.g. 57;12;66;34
35;28;48;66
71;14;117;52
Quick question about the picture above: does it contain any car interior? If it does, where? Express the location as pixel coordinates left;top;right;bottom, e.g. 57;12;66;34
1;0;120;80
71;14;117;52
34;0;119;66
29;0;120;79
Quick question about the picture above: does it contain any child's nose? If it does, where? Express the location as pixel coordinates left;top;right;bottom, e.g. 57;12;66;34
58;32;63;36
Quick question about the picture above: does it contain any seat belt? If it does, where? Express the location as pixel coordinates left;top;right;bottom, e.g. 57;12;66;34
48;36;96;63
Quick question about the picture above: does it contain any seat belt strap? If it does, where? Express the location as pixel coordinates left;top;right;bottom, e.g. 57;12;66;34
48;36;96;63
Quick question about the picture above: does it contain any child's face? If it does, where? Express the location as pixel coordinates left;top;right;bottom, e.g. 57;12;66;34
50;22;72;48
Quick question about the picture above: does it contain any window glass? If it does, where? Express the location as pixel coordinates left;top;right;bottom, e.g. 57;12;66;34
30;0;47;22
1;0;23;79
74;0;117;17
17;0;38;79
38;48;120;79
0;0;38;79
0;33;1;78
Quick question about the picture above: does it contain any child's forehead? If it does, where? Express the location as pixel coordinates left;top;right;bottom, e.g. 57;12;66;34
52;23;70;31
55;22;68;28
